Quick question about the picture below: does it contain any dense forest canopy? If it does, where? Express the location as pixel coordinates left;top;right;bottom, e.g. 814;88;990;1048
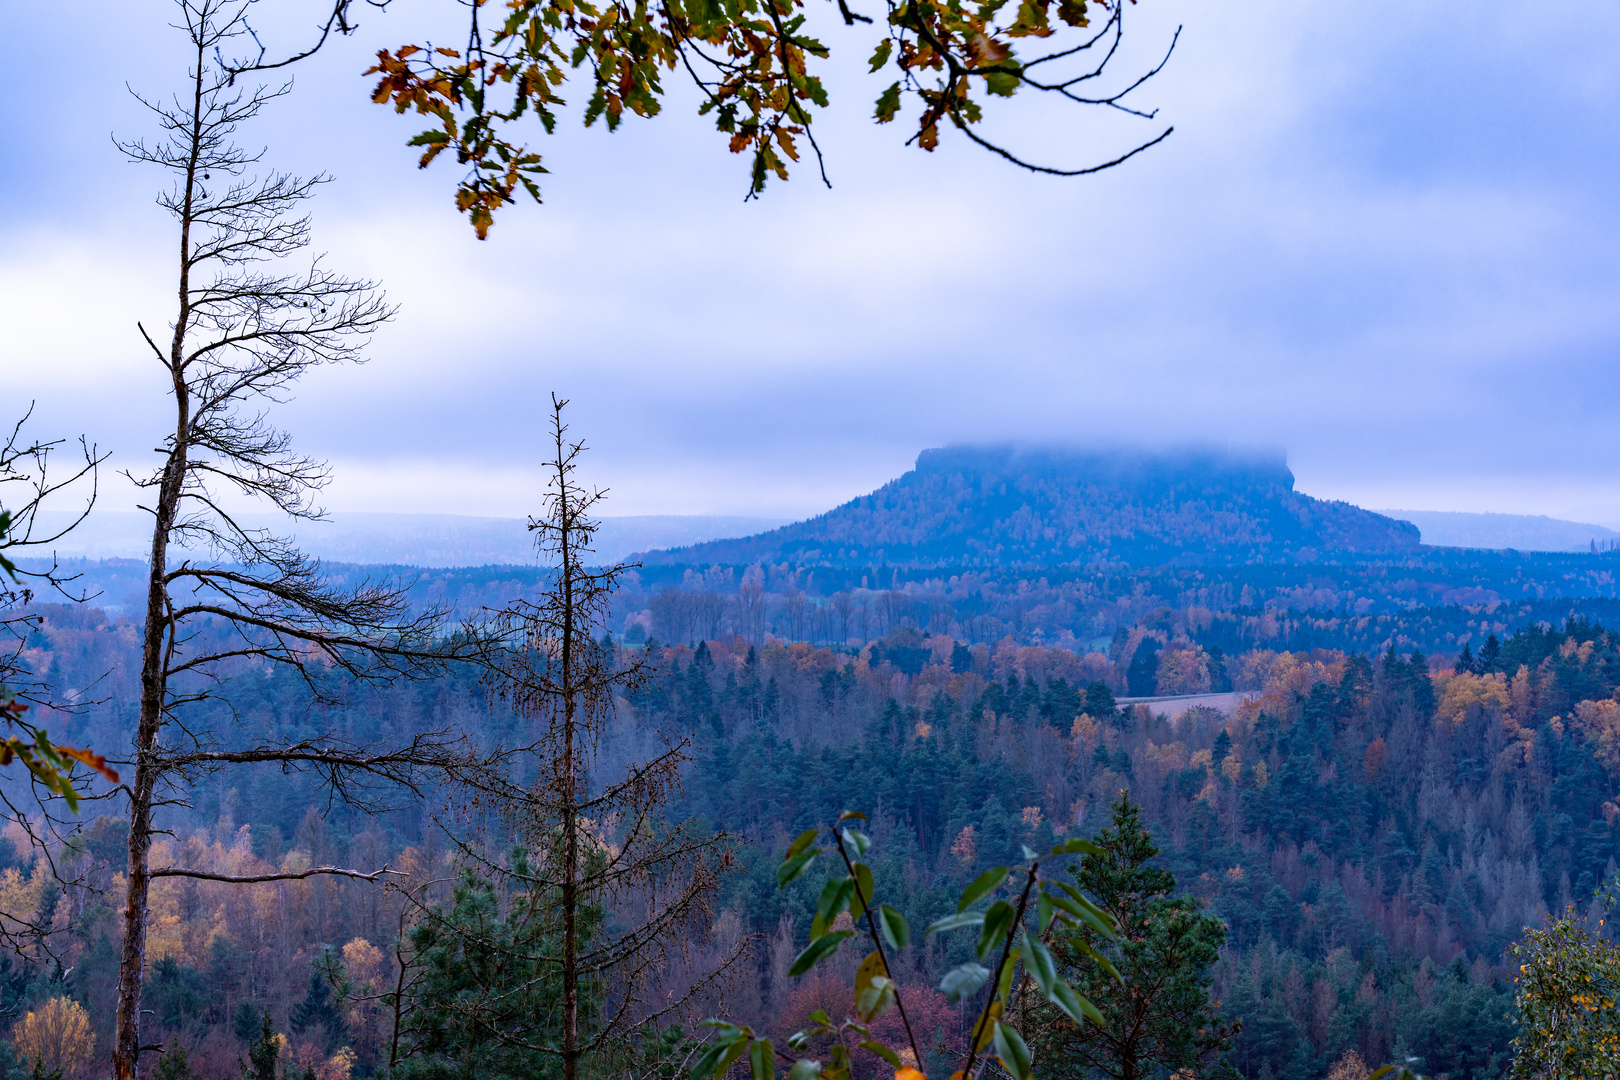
8;576;1620;1077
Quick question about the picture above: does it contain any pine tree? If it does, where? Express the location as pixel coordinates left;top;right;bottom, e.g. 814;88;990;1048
241;1010;279;1080
393;855;584;1080
288;965;348;1051
1454;643;1476;674
1032;793;1238;1080
155;1040;200;1080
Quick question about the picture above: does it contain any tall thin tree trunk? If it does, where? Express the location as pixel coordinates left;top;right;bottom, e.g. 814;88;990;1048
115;442;181;1079
114;36;203;1074
557;427;580;1080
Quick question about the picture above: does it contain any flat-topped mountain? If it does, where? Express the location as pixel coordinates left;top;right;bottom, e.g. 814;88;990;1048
640;444;1422;567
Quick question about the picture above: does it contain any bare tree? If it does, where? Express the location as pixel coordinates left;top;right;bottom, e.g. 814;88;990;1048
466;397;744;1080
731;570;767;644
0;410;116;954
109;3;484;1075
0;408;110;754
0;408;101;594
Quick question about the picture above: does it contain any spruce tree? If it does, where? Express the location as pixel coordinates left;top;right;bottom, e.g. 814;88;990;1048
288;966;348;1051
394;851;592;1080
1455;643;1476;674
155;1041;199;1080
241;1010;279;1080
1032;793;1238;1080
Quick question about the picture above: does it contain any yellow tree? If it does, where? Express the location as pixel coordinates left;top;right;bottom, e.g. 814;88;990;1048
1508;899;1620;1080
11;996;96;1080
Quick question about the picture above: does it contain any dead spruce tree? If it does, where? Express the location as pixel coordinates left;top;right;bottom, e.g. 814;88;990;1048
111;3;483;1076
461;396;742;1080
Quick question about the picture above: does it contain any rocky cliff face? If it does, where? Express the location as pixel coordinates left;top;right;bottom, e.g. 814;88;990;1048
641;445;1422;567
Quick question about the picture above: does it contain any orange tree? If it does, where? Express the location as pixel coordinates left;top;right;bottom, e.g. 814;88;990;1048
232;0;1177;236
692;809;1122;1080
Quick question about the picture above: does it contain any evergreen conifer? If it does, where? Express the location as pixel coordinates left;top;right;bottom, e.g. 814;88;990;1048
1033;793;1238;1080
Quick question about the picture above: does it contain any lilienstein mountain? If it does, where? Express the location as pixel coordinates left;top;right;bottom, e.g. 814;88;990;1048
642;444;1421;567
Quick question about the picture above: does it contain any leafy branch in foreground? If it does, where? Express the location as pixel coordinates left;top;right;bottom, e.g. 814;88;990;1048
219;0;1176;237
695;809;1119;1080
0;409;117;811
1506;883;1620;1080
1026;794;1237;1080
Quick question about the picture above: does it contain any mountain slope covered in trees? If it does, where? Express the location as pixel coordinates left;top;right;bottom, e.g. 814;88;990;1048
8;590;1620;1077
641;446;1421;568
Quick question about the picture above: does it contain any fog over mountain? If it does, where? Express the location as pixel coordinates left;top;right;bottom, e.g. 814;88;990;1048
640;444;1422;567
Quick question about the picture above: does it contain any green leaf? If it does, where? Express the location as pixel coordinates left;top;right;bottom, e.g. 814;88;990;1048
1024;939;1057;993
977;901;1015;961
858;1041;901;1068
786;1061;821;1080
877;905;910;950
1049;980;1104;1027
939;962;990;1002
716;1036;752;1080
1070;936;1122;982
786;829;821;858
926;911;984;936
992;1023;1033;1080
843;829;872;857
874;81;902;123
995;947;1020;1001
868;38;893;71
777;848;821;889
689;1042;726;1080
788;931;853;976
691;1027;748;1080
750;1039;775;1080
856;978;895;1021
855;951;888;1002
1050;837;1104;857
971;1002;1002;1052
851;862;875;906
817;877;856;926
985;71;1019;97
837;810;867;821
1051;887;1116;939
1037;894;1054;934
958;867;1011;912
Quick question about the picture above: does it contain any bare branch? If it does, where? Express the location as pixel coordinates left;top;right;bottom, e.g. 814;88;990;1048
150;864;402;884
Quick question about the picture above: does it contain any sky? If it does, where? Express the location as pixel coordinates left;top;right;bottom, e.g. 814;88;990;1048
4;1;1620;525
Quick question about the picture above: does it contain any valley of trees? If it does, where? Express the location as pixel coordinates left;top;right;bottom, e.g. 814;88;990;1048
8;0;1620;1077
8;582;1620;1076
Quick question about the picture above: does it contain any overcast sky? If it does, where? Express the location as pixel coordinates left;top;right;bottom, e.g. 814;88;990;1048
5;1;1620;524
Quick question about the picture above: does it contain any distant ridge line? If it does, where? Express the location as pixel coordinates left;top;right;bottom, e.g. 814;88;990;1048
638;443;1421;568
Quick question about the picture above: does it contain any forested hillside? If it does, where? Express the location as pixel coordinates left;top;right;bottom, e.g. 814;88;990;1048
9;596;1620;1077
36;542;1620;663
641;446;1422;568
